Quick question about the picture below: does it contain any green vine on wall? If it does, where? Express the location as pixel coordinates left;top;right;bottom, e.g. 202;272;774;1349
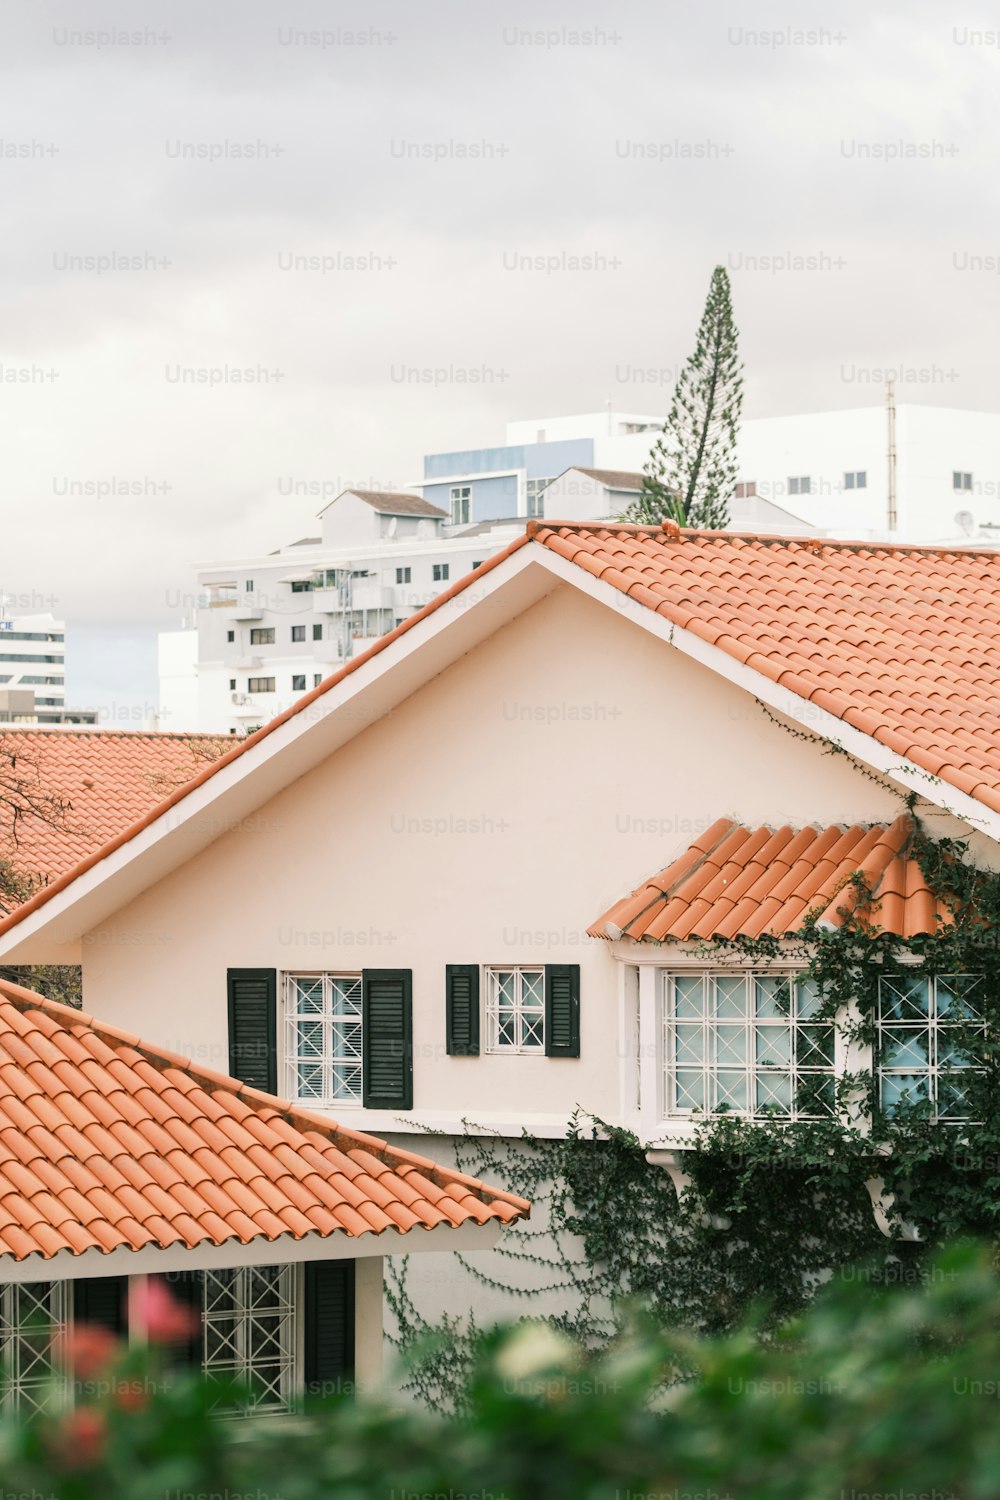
388;812;1000;1411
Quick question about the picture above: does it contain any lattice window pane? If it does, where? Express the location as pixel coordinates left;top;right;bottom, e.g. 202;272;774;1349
287;974;363;1106
714;976;747;1018
881;974;930;1020
201;1266;295;1414
487;967;547;1053
674;975;705;1018
0;1281;67;1418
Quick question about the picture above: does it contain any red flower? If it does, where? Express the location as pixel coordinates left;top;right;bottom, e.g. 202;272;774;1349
128;1276;201;1343
57;1324;120;1382
49;1405;107;1469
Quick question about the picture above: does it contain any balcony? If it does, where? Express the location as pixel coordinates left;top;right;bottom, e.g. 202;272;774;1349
352;581;393;611
235;655;263;671
230;598;264;621
311;588;348;615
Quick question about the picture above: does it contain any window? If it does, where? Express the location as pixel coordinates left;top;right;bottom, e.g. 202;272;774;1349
292;674;306;692
433;563;450;583
313;673;322;687
878;973;984;1120
227;630;235;642
245;580;254;592
450;486;471;524
844;471;867;489
229;678;236;690
662;972;835;1120
290;580;315;593
788;476;811;496
291;625;306;643
953;471;973;491
312;623;322;641
201;1265;296;1413
0;1282;66;1417
287;974;363;1104
734;481;757;499
526;477;552;518
248;677;276;693
486;967;545;1053
472;559;484;569
395;567;411;584
250;628;275;646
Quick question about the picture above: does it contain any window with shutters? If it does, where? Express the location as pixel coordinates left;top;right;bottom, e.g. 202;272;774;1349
286;974;363;1104
485;967;545;1053
0;1281;67;1417
201;1265;296;1413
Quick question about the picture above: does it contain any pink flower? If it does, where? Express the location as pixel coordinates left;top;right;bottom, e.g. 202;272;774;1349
128;1276;201;1343
48;1406;107;1469
56;1324;120;1382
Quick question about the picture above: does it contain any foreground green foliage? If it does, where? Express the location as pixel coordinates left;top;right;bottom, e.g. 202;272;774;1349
9;1243;1000;1498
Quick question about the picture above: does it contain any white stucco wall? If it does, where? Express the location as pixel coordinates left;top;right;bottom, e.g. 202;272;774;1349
79;580;907;1136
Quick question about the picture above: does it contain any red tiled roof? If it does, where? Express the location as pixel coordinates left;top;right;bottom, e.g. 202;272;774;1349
0;730;230;897
0;977;528;1265
589;814;951;942
534;523;1000;816
3;523;1000;942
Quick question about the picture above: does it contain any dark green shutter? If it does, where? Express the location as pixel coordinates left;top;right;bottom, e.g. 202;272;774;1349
227;968;277;1092
362;969;412;1108
446;965;480;1056
159;1270;204;1371
545;964;580;1057
304;1260;355;1397
73;1276;127;1337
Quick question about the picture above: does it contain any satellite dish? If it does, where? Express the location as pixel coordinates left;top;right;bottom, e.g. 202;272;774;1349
954;510;975;536
386;517;398;538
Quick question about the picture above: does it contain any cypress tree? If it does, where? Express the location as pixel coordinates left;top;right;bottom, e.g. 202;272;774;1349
627;266;744;528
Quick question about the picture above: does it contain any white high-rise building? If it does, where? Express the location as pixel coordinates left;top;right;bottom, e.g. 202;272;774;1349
0;609;78;725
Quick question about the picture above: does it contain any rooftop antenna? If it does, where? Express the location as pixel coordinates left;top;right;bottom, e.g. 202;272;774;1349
887;378;897;533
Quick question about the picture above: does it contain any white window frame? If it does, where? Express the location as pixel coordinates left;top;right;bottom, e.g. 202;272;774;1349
953;471;973;491
0;1280;67;1417
660;969;837;1122
877;973;985;1121
525;476;552;518
433;563;450;582
450;485;471;524
844;470;867;489
285;972;364;1106
485;966;545;1054
788;475;812;495
201;1264;297;1414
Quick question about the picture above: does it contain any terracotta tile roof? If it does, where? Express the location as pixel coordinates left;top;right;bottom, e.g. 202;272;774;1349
0;730;230;900
589;814;951;942
0;977;528;1265
531;523;1000;816
349;490;448;518
3;523;1000;943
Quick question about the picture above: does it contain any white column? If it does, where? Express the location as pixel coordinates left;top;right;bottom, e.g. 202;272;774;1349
638;963;659;1141
354;1256;384;1395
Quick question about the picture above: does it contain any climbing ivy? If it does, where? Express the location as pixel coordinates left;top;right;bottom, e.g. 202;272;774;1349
388;811;1000;1410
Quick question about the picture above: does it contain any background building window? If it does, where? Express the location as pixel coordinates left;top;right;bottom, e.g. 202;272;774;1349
788;476;812;496
312;623;322;640
844;471;867;489
485;967;545;1053
248;677;275;693
953;471;973;491
292;674;306;691
227;630;235;642
396;567;411;584
291;626;306;642
250;628;275;646
526;477;552;517
734;481;757;499
450;486;471;524
286;974;363;1104
313;673;322;687
433;563;450;582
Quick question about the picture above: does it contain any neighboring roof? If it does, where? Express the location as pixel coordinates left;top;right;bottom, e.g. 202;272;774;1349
348;490;448;518
0;730;230;897
0;977;528;1266
5;522;1000;952
535;523;1000;816
589;815;950;942
566;467;643;492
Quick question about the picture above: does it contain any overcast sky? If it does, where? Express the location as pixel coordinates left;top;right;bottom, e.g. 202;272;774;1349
2;0;998;718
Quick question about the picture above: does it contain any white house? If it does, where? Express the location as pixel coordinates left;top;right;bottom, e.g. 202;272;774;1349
12;519;1000;1333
